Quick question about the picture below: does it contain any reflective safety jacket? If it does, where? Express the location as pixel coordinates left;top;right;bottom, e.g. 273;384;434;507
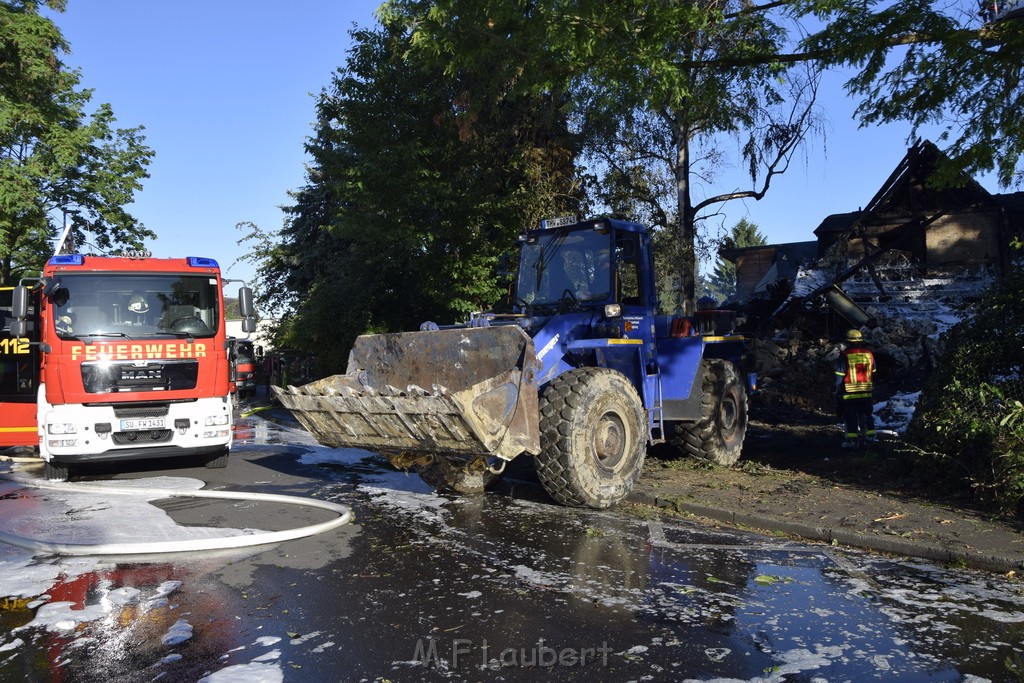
835;345;876;399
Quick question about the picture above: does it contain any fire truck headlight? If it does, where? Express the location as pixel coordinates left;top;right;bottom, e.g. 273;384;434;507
205;415;229;427
47;423;77;435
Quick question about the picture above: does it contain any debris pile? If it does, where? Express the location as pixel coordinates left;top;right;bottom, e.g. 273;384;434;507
749;264;994;427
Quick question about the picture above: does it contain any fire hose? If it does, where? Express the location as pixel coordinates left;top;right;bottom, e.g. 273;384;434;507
0;471;353;557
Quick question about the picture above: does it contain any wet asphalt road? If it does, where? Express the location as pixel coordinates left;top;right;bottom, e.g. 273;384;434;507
1;416;1023;682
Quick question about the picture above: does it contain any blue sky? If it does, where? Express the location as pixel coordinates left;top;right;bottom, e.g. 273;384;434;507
51;0;382;284
50;2;1001;287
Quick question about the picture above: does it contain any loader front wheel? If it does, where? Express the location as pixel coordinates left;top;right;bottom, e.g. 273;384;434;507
535;368;646;509
672;359;748;466
417;457;502;495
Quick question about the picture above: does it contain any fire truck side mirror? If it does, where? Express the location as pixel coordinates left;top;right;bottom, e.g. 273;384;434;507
9;285;29;337
238;286;255;317
12;285;29;318
238;286;257;333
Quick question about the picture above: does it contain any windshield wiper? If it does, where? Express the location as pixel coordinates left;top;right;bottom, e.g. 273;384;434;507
65;332;134;344
164;331;197;343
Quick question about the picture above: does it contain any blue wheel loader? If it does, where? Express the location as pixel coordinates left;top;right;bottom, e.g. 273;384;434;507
276;216;754;509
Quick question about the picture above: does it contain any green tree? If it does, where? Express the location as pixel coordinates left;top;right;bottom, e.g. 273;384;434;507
381;0;1024;312
704;218;767;302
381;0;823;313
661;0;1024;189
244;22;578;371
0;0;154;284
798;0;1024;189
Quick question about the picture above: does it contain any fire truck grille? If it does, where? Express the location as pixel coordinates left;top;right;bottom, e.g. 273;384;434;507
112;429;173;445
81;360;199;394
111;403;171;418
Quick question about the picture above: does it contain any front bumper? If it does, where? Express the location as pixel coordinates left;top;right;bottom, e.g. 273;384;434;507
41;397;232;463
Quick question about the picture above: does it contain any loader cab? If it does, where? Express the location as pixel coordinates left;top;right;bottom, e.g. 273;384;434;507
515;217;657;315
513;217;660;392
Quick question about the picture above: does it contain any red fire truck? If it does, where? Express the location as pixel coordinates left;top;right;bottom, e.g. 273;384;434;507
1;252;255;480
228;338;258;400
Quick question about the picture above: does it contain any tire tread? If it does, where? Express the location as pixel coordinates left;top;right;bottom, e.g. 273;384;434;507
535;368;646;508
672;359;748;466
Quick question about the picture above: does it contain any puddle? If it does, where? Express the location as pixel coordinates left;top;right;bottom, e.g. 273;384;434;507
2;418;1021;681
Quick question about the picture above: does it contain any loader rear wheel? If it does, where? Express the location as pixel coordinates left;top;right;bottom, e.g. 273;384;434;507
417;457;502;494
535;368;646;509
672;359;748;466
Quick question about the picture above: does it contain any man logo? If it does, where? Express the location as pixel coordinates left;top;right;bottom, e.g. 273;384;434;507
121;367;162;381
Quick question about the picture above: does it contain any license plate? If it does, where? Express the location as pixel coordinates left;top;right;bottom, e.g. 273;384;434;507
120;418;165;430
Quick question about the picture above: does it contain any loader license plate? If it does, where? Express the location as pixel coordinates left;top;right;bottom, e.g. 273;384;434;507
120;418;165;431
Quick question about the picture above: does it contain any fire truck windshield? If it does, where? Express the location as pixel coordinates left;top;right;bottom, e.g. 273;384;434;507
50;274;220;340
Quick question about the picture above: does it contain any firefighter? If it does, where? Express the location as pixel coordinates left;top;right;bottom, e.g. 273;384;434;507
54;311;75;336
835;328;877;449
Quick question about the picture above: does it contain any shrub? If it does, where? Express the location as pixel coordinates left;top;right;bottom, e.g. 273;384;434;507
908;260;1024;515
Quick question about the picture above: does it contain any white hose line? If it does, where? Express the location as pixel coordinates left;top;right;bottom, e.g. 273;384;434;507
0;475;353;557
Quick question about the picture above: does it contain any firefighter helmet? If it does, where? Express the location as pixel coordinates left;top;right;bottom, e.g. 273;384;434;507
128;293;149;314
845;328;864;343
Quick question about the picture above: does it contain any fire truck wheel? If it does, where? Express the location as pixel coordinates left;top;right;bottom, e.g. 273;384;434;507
44;459;71;482
672;359;748;466
204;448;229;469
416;457;502;494
536;368;646;509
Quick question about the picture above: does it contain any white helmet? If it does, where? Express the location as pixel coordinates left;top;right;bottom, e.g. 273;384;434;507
128;293;149;314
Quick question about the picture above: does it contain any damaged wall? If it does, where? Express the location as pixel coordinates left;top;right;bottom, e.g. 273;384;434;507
924;211;1002;268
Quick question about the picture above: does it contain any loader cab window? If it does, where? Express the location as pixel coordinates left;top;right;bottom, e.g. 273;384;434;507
615;233;644;307
517;229;613;307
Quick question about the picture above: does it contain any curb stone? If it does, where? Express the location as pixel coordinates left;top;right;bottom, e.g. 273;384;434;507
627;489;1023;574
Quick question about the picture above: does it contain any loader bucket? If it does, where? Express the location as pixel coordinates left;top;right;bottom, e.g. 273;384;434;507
274;325;541;460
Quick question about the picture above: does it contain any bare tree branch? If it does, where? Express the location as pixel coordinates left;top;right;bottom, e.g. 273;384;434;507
694;72;819;214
